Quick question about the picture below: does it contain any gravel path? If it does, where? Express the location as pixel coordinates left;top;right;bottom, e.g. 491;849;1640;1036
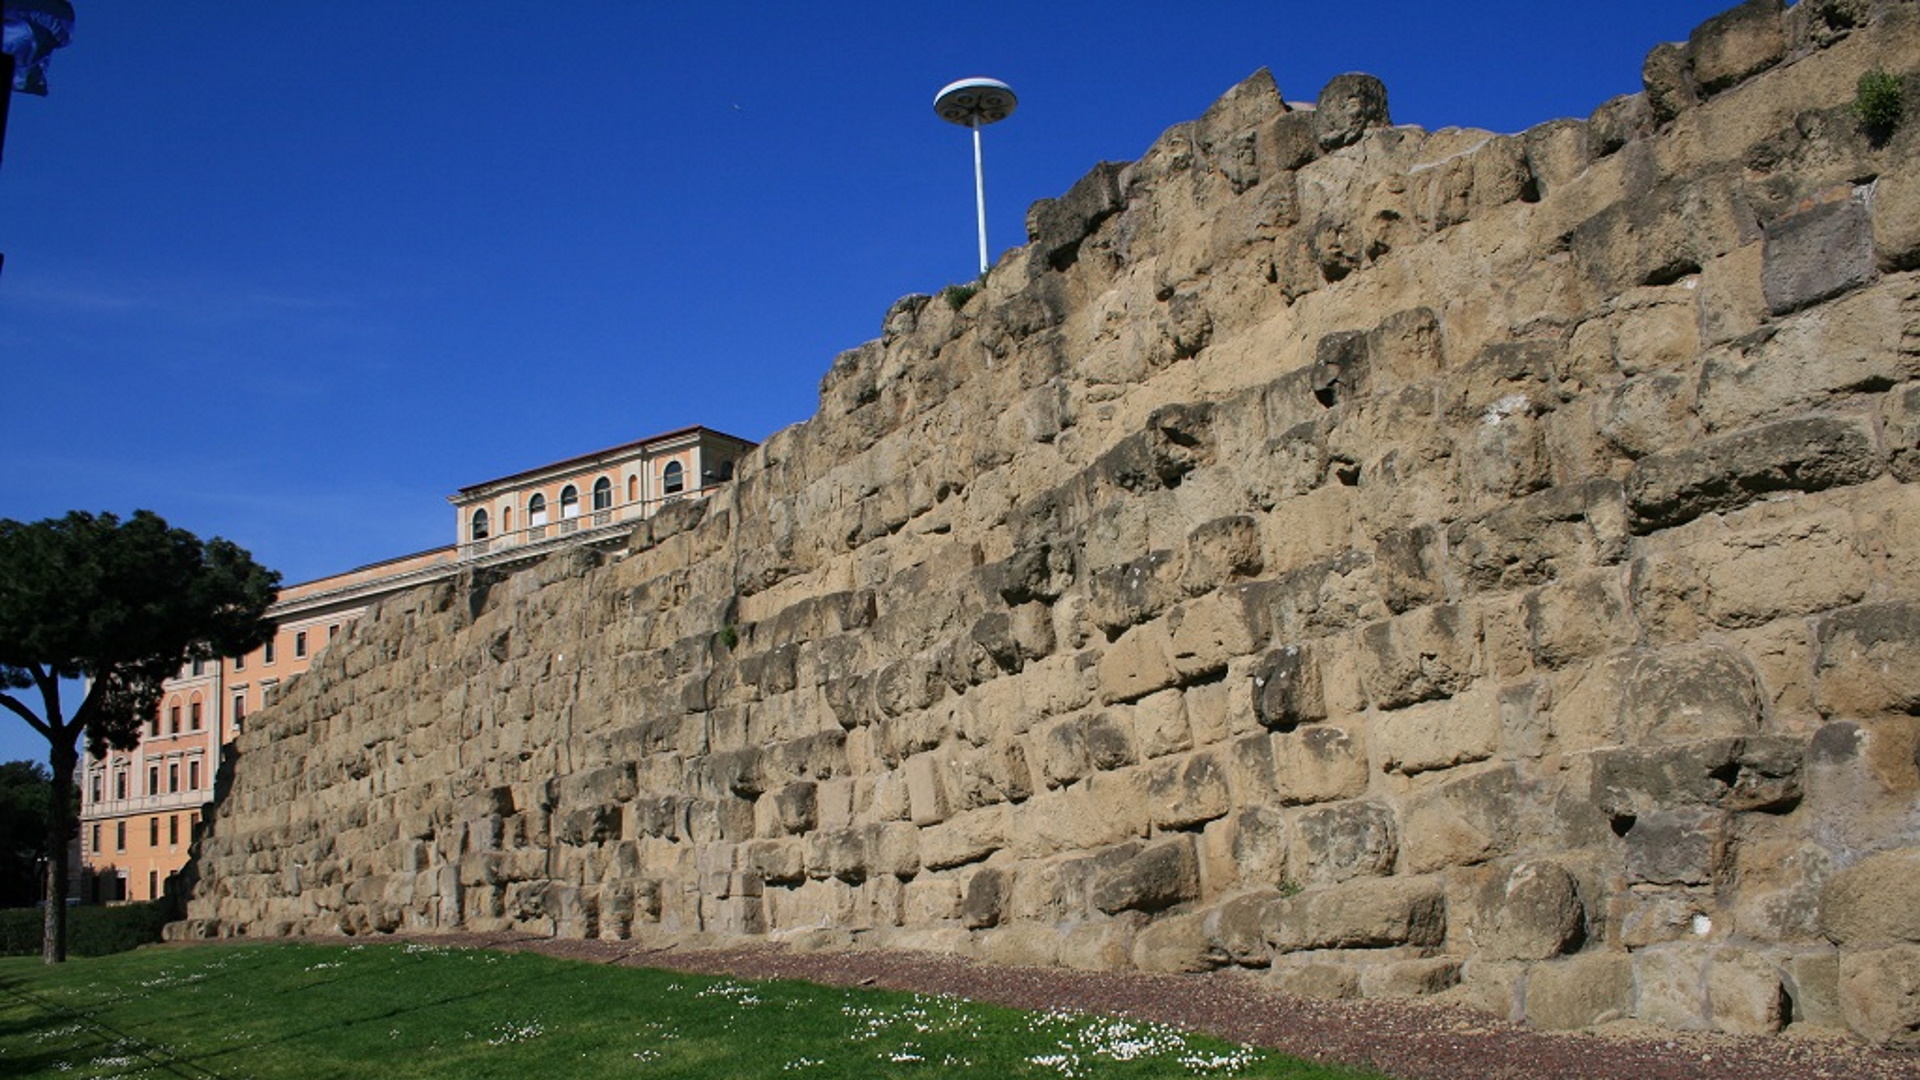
278;932;1920;1080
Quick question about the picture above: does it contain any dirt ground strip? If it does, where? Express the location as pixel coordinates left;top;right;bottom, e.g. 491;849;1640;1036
192;933;1920;1080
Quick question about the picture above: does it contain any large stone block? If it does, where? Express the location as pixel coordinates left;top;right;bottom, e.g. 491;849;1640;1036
1840;945;1920;1048
1313;73;1390;151
1634;944;1713;1029
1167;593;1266;680
1267;876;1447;952
1708;947;1789;1035
1763;186;1876;316
1524;953;1635;1030
1621;644;1764;743
1097;622;1182;704
1251;644;1327;730
1357;604;1482;709
1819;848;1920;946
1473;860;1586;961
1146;750;1231;830
1875;168;1920;271
1625;809;1727;886
1375;684;1501;777
1291;800;1397;885
1132;912;1220;973
1090;837;1201;915
1274;724;1369;805
1689;0;1786;94
1400;763;1519;874
1624;415;1882;534
1814;601;1920;717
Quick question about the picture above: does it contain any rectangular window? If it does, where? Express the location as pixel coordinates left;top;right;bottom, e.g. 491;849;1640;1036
169;706;180;735
328;623;339;640
294;631;307;658
191;658;204;677
169;815;179;845
90;823;100;852
149;818;159;846
190;702;202;730
115;822;125;851
114;772;126;801
149;765;159;796
189;759;201;791
168;763;179;793
149;715;160;738
265;640;277;665
234;652;245;672
90;774;101;803
149;871;158;900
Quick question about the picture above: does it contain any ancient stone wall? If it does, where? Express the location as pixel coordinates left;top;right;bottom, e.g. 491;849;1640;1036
177;0;1920;1044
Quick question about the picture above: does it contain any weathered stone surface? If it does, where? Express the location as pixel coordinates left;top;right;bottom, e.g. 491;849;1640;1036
1273;724;1368;805
1090;837;1201;915
1625;809;1727;886
1474;860;1586;961
1621;645;1765;744
1524;953;1634;1030
1357;605;1481;710
1359;957;1461;998
1267;876;1447;952
1251;644;1325;730
1313;73;1389;151
174;10;1920;1047
1291;800;1397;886
1624;415;1882;534
1689;0;1786;95
1841;945;1920;1048
1875;168;1920;270
1814;601;1920;717
1763;187;1877;315
1820;848;1920;946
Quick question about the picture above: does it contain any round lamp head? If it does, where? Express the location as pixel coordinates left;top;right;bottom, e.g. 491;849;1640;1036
934;77;1017;127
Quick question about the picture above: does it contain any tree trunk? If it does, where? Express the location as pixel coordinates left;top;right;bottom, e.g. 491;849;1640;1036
42;742;75;964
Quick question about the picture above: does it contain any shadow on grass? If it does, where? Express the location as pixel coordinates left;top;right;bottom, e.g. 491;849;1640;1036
2;947;583;1079
1;975;225;1079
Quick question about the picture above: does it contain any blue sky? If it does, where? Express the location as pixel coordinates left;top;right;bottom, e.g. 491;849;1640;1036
0;0;1741;764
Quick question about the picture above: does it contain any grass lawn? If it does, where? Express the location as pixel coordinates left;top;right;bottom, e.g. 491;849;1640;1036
0;942;1385;1079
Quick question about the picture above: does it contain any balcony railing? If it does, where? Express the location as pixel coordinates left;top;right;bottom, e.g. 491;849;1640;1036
458;484;724;561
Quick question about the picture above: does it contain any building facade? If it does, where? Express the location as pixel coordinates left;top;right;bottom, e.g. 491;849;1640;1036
76;425;753;902
452;426;753;560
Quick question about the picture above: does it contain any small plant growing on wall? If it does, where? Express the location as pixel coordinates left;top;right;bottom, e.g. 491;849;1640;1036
940;280;982;311
1854;67;1904;141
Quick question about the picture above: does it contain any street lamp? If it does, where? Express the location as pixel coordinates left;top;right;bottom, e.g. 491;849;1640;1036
934;76;1017;276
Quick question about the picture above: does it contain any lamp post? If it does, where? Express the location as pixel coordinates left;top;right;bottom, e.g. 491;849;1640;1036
934;77;1017;276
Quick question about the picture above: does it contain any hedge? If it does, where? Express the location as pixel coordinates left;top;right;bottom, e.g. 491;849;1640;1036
0;902;172;957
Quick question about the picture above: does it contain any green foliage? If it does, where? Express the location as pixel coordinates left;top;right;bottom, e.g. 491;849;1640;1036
941;279;982;310
0;902;169;957
0;509;278;961
0;760;63;908
0;942;1384;1079
718;624;739;649
0;510;280;756
1854;67;1904;137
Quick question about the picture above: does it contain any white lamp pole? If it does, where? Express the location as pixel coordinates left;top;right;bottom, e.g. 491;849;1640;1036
935;77;1017;276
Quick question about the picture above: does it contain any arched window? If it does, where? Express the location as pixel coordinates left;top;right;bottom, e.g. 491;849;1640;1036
560;484;580;519
662;461;685;495
471;508;490;540
528;493;548;526
627;474;639;502
502;505;513;532
592;477;612;511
